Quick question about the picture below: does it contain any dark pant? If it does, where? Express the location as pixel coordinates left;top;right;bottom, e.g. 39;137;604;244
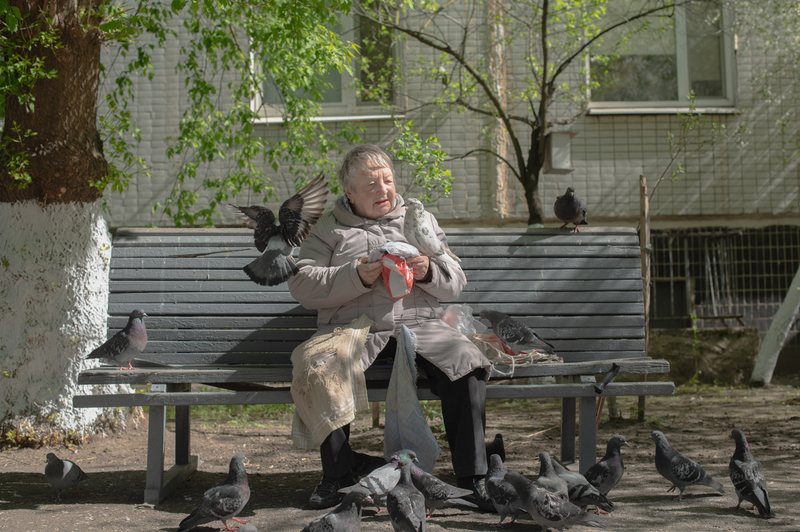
320;339;488;479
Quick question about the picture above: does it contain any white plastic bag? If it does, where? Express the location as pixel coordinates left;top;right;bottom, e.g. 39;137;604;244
442;304;487;336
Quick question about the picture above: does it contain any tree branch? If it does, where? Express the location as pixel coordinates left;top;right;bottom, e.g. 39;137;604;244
448;148;521;181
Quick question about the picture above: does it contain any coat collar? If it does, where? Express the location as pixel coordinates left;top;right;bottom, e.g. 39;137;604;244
333;194;405;227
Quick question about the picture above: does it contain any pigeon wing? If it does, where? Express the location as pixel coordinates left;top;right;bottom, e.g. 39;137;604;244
230;205;277;252
87;328;130;360
279;172;328;247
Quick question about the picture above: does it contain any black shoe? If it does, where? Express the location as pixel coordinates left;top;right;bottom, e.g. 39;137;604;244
457;475;497;513
352;452;387;477
308;474;356;509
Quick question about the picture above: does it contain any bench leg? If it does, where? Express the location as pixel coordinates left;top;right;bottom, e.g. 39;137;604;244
144;405;166;505
561;397;576;465
175;404;191;465
579;395;597;474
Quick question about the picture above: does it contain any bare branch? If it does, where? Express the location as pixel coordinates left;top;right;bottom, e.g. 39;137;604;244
448;148;521;181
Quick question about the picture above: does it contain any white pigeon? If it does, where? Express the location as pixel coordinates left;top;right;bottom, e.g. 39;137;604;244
403;198;461;281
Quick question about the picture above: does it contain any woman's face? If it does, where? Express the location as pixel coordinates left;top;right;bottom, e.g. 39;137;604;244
345;163;396;220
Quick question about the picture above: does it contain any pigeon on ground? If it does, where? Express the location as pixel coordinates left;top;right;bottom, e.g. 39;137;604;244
238;527;259;532
302;488;374;532
403;198;461;281
534;452;569;498
729;428;774;518
387;462;426;532
231;172;327;286
504;471;608;532
395;458;476;517
44;453;89;501
339;449;419;512
85;309;147;370
584;434;629;497
648;430;725;501
551;459;614;513
178;453;251;532
486;433;505;465
554;186;588;232
479;310;556;356
485;454;525;527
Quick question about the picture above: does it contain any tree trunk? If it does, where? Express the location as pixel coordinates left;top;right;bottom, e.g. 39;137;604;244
0;0;107;203
524;127;545;225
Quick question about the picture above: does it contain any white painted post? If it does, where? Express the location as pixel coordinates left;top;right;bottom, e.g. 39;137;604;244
750;265;800;387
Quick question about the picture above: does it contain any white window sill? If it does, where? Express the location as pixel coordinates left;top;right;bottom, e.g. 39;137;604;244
588;107;740;115
253;114;403;124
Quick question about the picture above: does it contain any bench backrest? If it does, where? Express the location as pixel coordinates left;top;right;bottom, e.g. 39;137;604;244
108;227;645;365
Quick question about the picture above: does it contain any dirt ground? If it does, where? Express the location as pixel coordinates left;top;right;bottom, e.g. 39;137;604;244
1;376;799;532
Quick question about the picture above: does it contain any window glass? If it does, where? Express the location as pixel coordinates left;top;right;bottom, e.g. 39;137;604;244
686;2;724;98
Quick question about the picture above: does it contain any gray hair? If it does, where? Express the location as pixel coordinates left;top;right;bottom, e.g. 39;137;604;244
339;144;395;191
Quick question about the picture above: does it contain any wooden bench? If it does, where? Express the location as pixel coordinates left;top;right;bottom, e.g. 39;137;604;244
73;227;674;505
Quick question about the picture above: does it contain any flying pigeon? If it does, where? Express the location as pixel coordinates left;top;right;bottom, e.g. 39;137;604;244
485;454;525;527
534;452;569;498
395;458;476;517
178;453;250;532
551;459;614;513
403;198;461;281
554;186;588;232
85;309;147;370
729;428;774;518
339;449;419;512
386;462;426;532
44;453;89;501
584;435;629;498
231;172;328;286
504;471;608;532
480;310;555;357
648;430;725;500
301;488;374;532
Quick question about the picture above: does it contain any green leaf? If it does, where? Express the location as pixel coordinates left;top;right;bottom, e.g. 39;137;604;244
171;0;187;13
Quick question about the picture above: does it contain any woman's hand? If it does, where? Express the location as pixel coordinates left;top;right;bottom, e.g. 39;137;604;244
407;255;430;282
356;257;383;286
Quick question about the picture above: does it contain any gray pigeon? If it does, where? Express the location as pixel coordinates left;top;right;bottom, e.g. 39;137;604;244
729;429;774;518
584;434;629;497
178;453;251;531
479;310;555;356
485;454;525;527
238;527;259;532
648;430;725;500
232;172;327;286
387;462;426;532
85;309;147;370
551;459;614;513
44;453;89;501
534;452;569;497
504;471;608;532
486;433;505;465
339;449;419;511
396;458;476;517
302;488;374;532
554;186;588;232
403;198;461;281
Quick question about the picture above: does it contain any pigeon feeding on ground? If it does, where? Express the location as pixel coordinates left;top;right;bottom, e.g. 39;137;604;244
395;458;476;517
85;309;147;370
648;430;725;501
44;453;89;501
231;172;327;286
584;434;629;498
387;462;426;532
479;310;555;356
554;186;588;232
534;452;569;498
178;453;250;532
504;471;608;532
403;198;461;281
302;488;374;532
551;459;614;513
729;428;774;518
485;454;525;527
339;449;419;512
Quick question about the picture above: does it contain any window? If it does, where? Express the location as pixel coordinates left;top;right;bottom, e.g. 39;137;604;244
589;0;735;110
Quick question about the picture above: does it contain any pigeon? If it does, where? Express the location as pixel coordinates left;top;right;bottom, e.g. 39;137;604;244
395;457;476;517
584;435;629;497
231;172;328;286
85;309;147;370
238;527;258;532
44;453;89;501
387;462;426;532
178;453;251;532
479;310;555;356
534;452;569;498
648;430;725;500
729;428;774;518
485;454;525;527
403;198;461;281
486;433;506;465
339;449;419;511
504;471;608;532
551;459;614;513
554;186;588;232
301;488;374;532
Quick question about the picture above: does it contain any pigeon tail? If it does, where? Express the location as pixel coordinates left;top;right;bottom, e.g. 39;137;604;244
569;511;610;530
243;250;298;286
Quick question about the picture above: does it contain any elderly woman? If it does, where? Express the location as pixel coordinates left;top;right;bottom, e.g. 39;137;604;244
288;144;493;510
